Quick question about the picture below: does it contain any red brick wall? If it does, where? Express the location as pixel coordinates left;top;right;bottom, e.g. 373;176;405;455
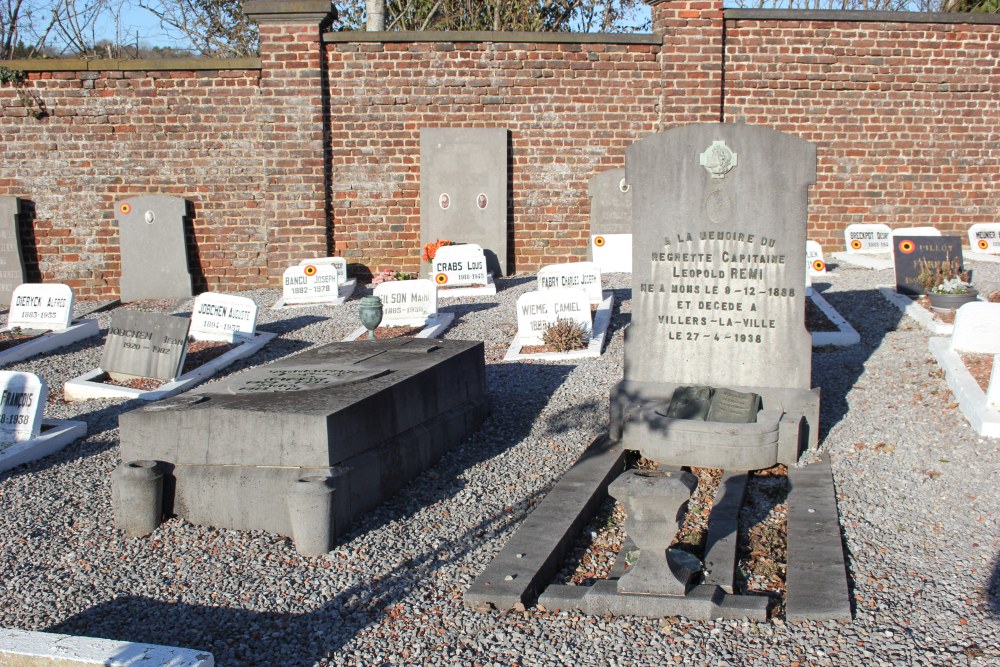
0;4;996;296
724;15;1000;250
0;66;267;298
326;38;661;277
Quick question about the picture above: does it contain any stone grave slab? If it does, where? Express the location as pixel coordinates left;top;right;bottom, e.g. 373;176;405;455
420;128;508;277
951;303;1000;354
115;338;489;554
0;197;26;306
929;334;1000;437
537;262;603;305
432;244;495;297
190;292;258;342
612;123;819;469
100;310;190;381
515;288;591;346
114;196;193;302
588;169;632;273
892;235;964;297
7;283;74;331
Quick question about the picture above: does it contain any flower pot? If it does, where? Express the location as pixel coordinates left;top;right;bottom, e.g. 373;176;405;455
927;289;979;312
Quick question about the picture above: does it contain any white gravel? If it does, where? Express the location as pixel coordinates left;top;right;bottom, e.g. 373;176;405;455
1;264;999;666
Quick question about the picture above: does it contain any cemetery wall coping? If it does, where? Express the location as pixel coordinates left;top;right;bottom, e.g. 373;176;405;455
724;8;1000;24
0;58;262;72
323;31;662;44
244;0;338;24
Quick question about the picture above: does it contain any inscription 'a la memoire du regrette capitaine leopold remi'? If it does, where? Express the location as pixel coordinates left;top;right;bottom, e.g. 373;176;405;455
640;230;794;343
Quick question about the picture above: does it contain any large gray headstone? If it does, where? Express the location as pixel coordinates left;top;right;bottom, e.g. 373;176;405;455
114;196;193;302
624;124;814;390
420;128;508;277
101;310;190;381
0;197;26;306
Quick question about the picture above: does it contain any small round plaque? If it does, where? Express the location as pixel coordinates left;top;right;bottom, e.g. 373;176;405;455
476;194;488;210
439;193;450;210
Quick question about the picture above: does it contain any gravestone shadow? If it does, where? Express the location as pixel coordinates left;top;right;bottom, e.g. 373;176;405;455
183;200;208;295
990;552;1000;617
16;198;41;283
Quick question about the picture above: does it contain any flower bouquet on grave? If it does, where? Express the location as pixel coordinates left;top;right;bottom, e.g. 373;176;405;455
370;269;415;285
422;239;453;263
917;255;978;311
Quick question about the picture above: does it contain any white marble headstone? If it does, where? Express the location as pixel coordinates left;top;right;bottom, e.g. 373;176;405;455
432;245;488;288
282;264;340;304
951;303;1000;354
591;234;632;274
0;371;46;443
537;262;603;305
373;279;438;327
7;283;74;331
968;223;1000;255
299;256;347;284
190;292;258;342
516;288;591;346
892;226;940;238
806;241;827;276
844;223;892;254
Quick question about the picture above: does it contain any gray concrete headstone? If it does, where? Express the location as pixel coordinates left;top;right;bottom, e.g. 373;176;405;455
588;169;632;235
101;310;190;381
420;128;508;276
0;197;26;306
114;196;193;302
624;124;815;390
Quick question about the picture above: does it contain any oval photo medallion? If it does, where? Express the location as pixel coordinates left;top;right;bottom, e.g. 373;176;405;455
477;194;488;210
439;193;450;210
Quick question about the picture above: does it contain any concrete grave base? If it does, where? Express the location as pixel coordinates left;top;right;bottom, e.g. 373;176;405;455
929;337;1000;437
877;286;979;336
829;252;893;271
0;319;99;366
504;291;614;362
610;381;820;468
272;279;357;309
466;434;850;621
342;312;455;342
435;275;497;299
0;419;88;473
0;628;213;666
808;290;860;347
62;332;276;402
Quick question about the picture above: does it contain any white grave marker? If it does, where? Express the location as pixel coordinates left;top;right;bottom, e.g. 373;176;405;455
373;279;438;327
299;256;348;284
516;288;591;346
282;264;341;304
591;234;632;274
968;223;1000;255
432;244;488;288
844;223;892;254
190;292;258;342
892;226;940;238
538;262;603;305
951;303;1000;354
7;283;74;331
806;241;827;276
0;371;46;443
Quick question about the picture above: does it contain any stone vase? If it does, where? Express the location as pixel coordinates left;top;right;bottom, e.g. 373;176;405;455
358;295;383;340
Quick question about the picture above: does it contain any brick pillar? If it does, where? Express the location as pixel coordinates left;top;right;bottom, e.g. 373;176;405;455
244;0;336;283
648;0;725;126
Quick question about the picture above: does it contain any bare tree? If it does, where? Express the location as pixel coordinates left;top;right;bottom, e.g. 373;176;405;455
139;0;257;57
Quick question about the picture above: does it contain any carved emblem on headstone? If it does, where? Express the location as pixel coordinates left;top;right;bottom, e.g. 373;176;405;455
703;189;734;224
699;140;737;179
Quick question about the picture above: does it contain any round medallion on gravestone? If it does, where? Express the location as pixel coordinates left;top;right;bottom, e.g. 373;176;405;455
439;193;450;210
704;189;734;224
225;367;390;394
144;211;155;225
699;140;737;179
477;194;488;210
618;178;630;193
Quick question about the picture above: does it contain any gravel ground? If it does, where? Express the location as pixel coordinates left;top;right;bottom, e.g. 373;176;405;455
1;263;999;667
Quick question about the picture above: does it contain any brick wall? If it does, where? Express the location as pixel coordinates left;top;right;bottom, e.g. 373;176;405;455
0;62;267;297
0;1;996;296
723;11;1000;250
